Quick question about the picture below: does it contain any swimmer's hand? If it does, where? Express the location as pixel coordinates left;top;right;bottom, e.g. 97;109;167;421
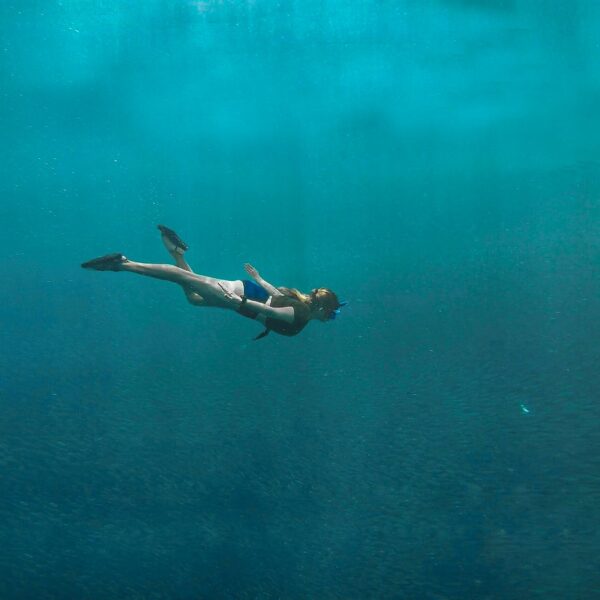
244;263;284;297
218;283;243;306
244;263;259;279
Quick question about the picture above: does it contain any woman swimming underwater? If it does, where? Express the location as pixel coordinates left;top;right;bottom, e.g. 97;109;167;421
81;225;346;340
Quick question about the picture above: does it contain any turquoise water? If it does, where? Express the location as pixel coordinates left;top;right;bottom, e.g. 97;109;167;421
2;1;600;598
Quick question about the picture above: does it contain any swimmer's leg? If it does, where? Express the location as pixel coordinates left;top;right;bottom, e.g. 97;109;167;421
158;225;204;305
119;261;239;308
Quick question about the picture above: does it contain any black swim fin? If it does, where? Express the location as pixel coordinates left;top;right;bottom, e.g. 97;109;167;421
158;224;188;253
81;253;127;271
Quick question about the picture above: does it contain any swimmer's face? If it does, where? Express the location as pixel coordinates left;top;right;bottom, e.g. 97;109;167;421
311;288;337;321
315;306;331;321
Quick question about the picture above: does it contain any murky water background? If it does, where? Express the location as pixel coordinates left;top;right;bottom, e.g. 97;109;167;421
1;1;599;598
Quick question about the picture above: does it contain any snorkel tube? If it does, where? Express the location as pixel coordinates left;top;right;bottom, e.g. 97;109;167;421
329;300;348;320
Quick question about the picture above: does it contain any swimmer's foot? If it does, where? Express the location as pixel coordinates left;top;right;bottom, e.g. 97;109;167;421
158;224;188;255
81;253;128;271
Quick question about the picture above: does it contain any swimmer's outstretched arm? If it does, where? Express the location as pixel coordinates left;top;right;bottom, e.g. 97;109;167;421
244;263;284;297
219;284;294;324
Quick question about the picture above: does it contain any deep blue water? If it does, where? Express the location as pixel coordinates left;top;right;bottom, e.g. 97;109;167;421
1;1;600;598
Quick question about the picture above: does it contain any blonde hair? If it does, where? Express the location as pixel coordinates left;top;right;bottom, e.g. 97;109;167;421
277;287;312;304
277;286;340;314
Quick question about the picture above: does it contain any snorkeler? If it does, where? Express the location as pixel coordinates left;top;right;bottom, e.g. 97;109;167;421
81;225;346;340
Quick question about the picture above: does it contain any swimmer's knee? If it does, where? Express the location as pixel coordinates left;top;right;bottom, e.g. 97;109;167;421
186;292;205;306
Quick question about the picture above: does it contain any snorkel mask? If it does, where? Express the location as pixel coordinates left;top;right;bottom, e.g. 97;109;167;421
329;300;348;320
311;289;348;320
